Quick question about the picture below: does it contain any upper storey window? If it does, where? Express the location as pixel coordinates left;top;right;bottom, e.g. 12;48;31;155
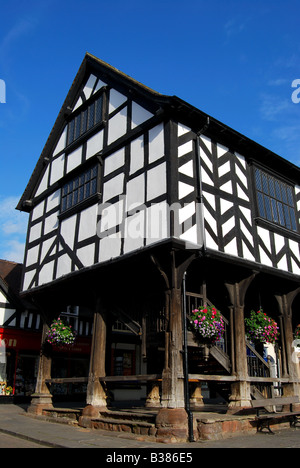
61;165;98;212
255;168;297;232
67;95;103;146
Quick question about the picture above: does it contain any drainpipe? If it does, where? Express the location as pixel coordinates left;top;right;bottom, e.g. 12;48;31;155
182;272;194;442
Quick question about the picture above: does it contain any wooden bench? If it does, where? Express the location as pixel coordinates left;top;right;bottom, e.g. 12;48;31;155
251;396;300;434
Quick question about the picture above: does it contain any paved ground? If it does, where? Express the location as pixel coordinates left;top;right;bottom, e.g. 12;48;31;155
0;403;300;451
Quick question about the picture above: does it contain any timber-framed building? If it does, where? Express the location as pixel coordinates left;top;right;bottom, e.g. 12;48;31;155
17;53;300;441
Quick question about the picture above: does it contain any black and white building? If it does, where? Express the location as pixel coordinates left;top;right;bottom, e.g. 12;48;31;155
17;54;300;434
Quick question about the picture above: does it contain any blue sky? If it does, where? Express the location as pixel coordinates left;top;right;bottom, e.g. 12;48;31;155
0;0;300;262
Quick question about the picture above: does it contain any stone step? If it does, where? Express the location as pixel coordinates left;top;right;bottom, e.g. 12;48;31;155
91;416;157;437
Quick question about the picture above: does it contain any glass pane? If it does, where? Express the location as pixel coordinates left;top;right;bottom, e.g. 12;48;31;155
255;169;262;190
262;173;269;194
81;109;88;134
283;204;291;229
269;178;275;198
91;177;97;194
275;180;281;200
67;120;75;145
271;199;279;223
75;114;82;140
290;208;297;231
264;195;272;221
287;186;294;206
95;97;102;123
278;203;285;225
257;192;265;217
281;184;288;204
88;102;95;129
85;181;91;198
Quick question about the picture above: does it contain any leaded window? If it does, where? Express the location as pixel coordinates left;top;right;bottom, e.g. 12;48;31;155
67;95;103;146
61;165;98;212
255;168;297;232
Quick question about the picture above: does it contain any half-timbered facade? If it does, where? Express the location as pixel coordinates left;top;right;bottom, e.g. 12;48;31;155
17;53;300;440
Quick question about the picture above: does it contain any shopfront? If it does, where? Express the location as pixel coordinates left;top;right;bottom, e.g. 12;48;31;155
0;328;41;400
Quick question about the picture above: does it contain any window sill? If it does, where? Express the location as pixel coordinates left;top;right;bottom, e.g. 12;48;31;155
255;217;300;241
58;192;101;221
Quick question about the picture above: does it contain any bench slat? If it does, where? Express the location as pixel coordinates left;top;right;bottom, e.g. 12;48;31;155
251;396;299;408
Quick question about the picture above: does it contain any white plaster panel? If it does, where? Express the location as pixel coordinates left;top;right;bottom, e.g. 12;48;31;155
60;214;77;249
99;232;122;262
99;199;124;233
0;291;7;303
109;89;127;114
126;174;145;211
102;173;124;202
67;146;82;173
149;124;164;163
76;244;95;267
224;238;238;257
40;238;56;263
178;123;191;136
130;136;144;175
179;182;193;199
104;148;125;176
83;74;97;100
26;245;39;266
0;309;16;327
46;190;60;212
78;204;98;241
146;163;166;201
178;140;193;158
86;130;104;159
123;211;145;254
146;202;168;245
44;212;58;234
38;261;54;285
31;201;45;221
29;222;42;242
131;102;153;129
50;154;65;186
35;166;49;196
179;160;193;177
108;108;127;145
56;254;72;278
22;271;35;291
53;127;67;156
217;143;228;158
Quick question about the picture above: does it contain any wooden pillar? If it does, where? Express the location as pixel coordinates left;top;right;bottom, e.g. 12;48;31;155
151;250;196;442
79;299;108;426
87;299;108;407
225;273;256;413
275;288;300;402
28;322;53;415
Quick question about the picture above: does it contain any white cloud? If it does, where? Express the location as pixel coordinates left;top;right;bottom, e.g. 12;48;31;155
0;196;28;263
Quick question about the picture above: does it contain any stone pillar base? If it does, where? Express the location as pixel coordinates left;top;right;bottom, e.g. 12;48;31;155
155;408;196;443
27;393;53;416
78;404;107;428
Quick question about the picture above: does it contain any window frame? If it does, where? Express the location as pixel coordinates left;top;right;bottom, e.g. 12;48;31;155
59;162;101;217
253;166;299;234
66;91;104;147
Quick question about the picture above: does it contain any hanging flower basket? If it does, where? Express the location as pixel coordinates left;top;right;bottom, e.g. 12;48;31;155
245;309;279;345
46;317;76;347
190;305;225;344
